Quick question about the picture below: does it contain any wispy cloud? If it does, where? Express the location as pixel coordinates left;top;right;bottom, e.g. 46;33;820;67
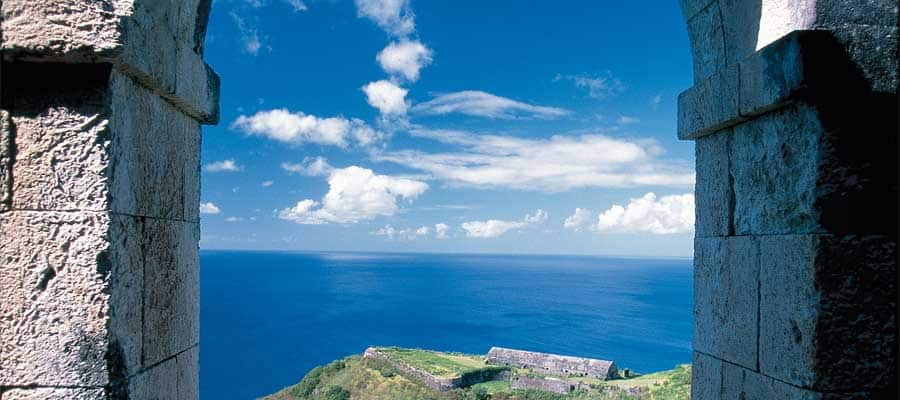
461;209;548;238
617;116;640;125
354;0;416;37
594;192;695;234
205;159;243;172
555;72;625;99
232;109;384;148
372;224;434;240
376;129;695;192
563;208;592;231
278;166;428;224
281;156;334;176
651;93;663;110
412;91;569;120
230;11;265;55
261;180;275;187
284;0;307;12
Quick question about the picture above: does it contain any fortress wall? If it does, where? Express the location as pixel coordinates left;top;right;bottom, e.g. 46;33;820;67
680;1;897;398
486;347;617;380
0;1;217;399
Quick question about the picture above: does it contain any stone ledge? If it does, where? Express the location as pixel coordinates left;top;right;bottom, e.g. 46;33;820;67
678;28;893;140
1;0;220;124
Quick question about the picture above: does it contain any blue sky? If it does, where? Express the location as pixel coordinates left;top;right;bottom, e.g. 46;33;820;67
200;0;696;257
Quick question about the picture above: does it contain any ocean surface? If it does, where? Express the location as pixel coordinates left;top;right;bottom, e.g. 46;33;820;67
200;251;693;399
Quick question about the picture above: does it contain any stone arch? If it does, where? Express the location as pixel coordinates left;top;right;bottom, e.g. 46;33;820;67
0;1;896;398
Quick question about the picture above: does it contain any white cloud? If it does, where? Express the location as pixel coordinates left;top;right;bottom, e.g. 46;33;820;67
618;116;640;125
594;192;695;234
434;223;450;239
282;156;334;176
354;0;415;37
461;209;547;238
230;11;265;55
372;224;432;240
225;216;244;223
556;73;625;99
651;93;663;110
564;208;592;231
199;202;221;215
261;180;274;187
412;91;569;119
362;80;409;115
205;159;242;172
279;166;428;224
377;40;433;82
232;109;382;148
415;226;430;236
284;0;307;11
377;129;695;192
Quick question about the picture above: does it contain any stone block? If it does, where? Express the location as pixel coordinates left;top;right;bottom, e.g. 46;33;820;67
142;219;200;367
9;87;111;212
830;25;898;94
128;357;179;400
177;346;200;400
739;30;813;117
0;111;13;211
814;0;898;29
0;211;111;387
1;1;220;124
679;0;716;22
730;102;823;235
2;388;106;400
677;65;740;139
759;234;896;392
108;70;201;222
694;129;732;237
685;1;726;83
690;352;722;400
720;0;764;66
693;236;758;369
107;214;146;378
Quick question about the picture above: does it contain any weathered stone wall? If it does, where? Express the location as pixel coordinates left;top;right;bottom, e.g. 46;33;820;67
363;348;509;391
680;1;897;398
0;1;217;399
510;376;582;394
486;347;617;380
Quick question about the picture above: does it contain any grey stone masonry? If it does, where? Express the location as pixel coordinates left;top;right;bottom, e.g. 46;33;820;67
486;347;618;380
680;1;897;399
0;1;218;399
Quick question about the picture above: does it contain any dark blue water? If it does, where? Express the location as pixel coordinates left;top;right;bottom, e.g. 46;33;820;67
200;251;693;399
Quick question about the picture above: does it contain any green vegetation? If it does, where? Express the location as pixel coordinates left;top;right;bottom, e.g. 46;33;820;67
261;349;691;400
374;347;500;378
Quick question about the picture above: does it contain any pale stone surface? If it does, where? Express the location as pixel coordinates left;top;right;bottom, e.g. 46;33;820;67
0;211;111;387
677;64;740;139
759;234;897;392
1;1;220;123
685;1;726;83
730;102;823;235
128;357;179;400
10;90;111;212
2;388;106;400
142;219;200;367
486;347;617;380
0;111;12;211
108;70;201;223
693;236;758;370
177;346;201;400
720;0;764;66
694;130;732;237
107;214;146;378
690;352;722;400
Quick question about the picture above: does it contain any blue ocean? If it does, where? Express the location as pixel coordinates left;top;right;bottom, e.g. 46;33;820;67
199;251;693;399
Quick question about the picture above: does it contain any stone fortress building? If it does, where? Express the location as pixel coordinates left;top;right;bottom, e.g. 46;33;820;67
486;347;618;380
0;0;897;399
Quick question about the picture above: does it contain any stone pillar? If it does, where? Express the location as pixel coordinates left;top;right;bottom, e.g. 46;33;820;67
680;0;897;398
0;1;218;399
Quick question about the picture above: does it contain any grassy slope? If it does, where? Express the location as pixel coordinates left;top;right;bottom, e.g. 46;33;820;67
374;347;495;378
262;352;691;400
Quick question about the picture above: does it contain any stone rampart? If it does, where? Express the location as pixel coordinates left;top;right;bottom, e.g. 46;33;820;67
363;348;508;391
486;347;618;380
510;376;584;394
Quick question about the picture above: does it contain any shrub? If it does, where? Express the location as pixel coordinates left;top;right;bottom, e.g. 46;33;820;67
472;386;490;400
291;366;324;397
324;386;350;400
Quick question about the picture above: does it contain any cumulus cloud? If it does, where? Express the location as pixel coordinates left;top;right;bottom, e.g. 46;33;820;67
199;202;221;215
205;159;242;172
278;166;428;224
412;91;569;119
232;109;382;148
377;40;433;82
282;156;334;176
555;73;625;99
594;192;695;234
434;223;450;239
564;208;592;231
354;0;415;37
376;129;695;192
362;80;409;115
372;224;432;240
461;209;548;238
